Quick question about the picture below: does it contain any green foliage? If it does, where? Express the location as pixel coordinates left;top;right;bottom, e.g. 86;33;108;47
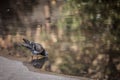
56;0;120;79
0;0;119;79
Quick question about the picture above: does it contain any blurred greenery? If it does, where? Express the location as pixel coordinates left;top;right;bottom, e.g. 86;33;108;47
56;0;120;79
0;0;120;80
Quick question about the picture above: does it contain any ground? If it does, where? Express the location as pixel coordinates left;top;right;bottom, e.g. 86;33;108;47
0;56;92;80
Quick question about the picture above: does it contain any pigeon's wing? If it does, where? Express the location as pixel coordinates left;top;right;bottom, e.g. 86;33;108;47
22;43;32;50
22;38;45;54
22;38;34;50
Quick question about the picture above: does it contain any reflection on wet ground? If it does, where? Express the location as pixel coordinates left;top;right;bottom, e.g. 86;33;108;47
31;57;48;68
0;56;82;80
30;57;51;71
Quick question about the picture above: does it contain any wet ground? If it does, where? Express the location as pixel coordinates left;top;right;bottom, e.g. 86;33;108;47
0;56;92;80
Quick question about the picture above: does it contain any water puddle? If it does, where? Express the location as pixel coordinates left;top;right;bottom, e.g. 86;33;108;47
31;57;49;69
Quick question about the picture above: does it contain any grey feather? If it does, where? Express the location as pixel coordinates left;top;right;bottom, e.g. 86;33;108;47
22;38;48;56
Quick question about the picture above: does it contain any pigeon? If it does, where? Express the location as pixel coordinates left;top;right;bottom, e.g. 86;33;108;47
22;38;48;57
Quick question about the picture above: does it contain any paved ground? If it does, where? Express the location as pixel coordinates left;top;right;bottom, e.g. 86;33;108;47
0;56;92;80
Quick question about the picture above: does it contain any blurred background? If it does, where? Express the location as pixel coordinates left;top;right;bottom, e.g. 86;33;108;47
0;0;120;80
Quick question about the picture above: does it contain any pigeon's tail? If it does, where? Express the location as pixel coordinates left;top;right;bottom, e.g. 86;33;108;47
23;38;30;44
22;38;33;49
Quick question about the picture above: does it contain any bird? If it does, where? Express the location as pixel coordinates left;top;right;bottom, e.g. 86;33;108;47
22;38;48;57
